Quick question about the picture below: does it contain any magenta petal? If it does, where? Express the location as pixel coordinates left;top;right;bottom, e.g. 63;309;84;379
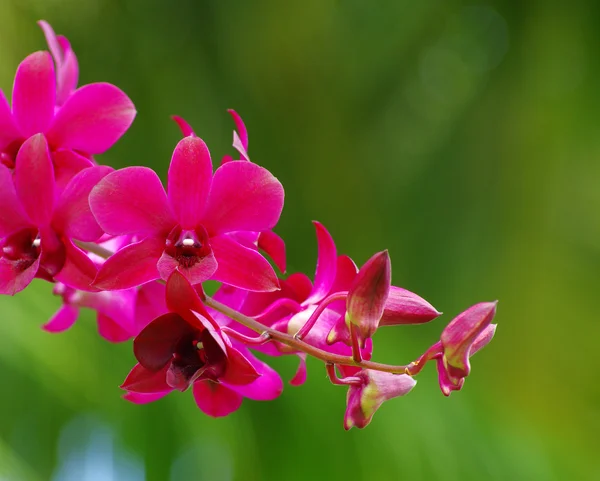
97;314;134;342
0;255;40;295
228;109;248;153
46;82;135;154
93;237;163;290
90;167;174;236
56;38;79;106
52;149;95;190
258;230;286;273
379;286;441;326
135;281;168;332
304;221;337;305
165;270;211;318
203;161;284;235
224;352;283;400
192;380;243;417
220;344;261;385
12;51;55;137
54;239;98;291
43;304;79;332
211;235;280;292
167;137;213;229
38;21;63;66
124;391;170;404
15;134;55;226
157;249;217;285
53;166;113;241
0;90;21;150
172;115;196;137
289;353;307;386
121;363;172;393
0;165;29;237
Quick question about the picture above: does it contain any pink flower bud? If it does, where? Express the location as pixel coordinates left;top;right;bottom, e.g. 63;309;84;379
441;301;497;381
344;370;416;430
345;250;391;347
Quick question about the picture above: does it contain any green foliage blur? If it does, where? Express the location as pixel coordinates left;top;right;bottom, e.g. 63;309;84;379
0;1;598;479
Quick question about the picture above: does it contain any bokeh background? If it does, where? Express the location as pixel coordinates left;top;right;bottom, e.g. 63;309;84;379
0;0;598;479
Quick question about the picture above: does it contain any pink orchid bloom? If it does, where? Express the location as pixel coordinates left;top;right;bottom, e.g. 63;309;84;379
121;271;283;417
45;282;138;342
172;112;286;273
0;21;135;180
90;135;284;291
0;134;112;294
344;370;417;430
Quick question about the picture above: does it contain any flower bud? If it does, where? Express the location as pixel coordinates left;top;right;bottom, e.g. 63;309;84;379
345;250;391;347
344;370;416;430
378;286;441;326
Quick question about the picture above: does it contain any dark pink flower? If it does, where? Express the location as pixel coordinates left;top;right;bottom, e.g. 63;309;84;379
0;134;111;294
0;21;135;177
121;271;283;416
344;370;416;430
90;135;284;291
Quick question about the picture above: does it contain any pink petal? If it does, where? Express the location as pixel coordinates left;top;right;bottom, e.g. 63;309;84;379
38;21;63;66
172;115;196;137
220;344;261;385
379;286;441;326
0;165;29;237
46;82;136;154
93;237;163;290
82;288;137;331
54;239;98;291
134;312;192;371
53;166;113;241
135;281;168;332
55;37;78;106
0;90;21;150
97;313;134;342
290;353;307;386
123;391;170;404
192;380;243;417
285;273;313;302
224;352;283;400
121;363;172;393
303;221;337;305
43;304;79;332
0;255;40;295
52;149;95;190
14;134;55;226
330;255;358;293
167;137;213;229
258;230;286;273
228;109;248;154
211;235;280;292
90;167;174;236
165;269;211;318
12;51;55;137
203;161;284;235
157;249;217;286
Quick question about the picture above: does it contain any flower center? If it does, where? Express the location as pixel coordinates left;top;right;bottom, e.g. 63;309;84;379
1;228;41;271
164;225;211;268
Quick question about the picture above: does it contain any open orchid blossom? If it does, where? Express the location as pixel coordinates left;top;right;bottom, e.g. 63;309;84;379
0;20;499;429
121;271;283;416
172;113;287;273
0;134;111;294
0;25;135;181
90;135;284;291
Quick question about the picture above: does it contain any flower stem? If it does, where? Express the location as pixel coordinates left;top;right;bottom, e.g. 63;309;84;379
294;291;347;340
205;295;411;375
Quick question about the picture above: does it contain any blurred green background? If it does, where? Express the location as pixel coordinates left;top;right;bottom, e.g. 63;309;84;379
0;0;598;479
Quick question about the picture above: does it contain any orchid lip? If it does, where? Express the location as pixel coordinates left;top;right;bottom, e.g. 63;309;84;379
164;224;211;269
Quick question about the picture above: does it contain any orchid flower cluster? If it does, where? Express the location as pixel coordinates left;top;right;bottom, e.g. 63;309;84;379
0;22;498;429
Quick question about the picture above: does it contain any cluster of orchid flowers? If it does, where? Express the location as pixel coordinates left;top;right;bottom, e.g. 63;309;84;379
0;22;497;430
